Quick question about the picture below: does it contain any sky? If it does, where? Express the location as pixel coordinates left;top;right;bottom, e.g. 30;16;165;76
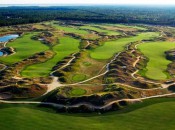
1;0;175;5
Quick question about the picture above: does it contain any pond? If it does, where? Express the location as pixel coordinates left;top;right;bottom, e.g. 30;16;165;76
0;34;19;42
0;51;3;56
0;34;19;56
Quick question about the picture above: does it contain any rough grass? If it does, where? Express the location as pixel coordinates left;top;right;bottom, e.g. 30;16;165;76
138;41;175;80
90;32;159;60
80;25;120;35
21;36;80;77
70;88;87;96
0;98;175;130
72;74;86;82
0;33;49;64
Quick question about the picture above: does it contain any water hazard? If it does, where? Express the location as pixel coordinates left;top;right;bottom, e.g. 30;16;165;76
0;34;19;42
0;34;19;56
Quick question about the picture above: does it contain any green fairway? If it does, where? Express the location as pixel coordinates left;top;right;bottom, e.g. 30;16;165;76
21;36;80;77
0;98;175;130
0;33;49;64
70;88;87;96
138;41;175;80
80;25;120;35
90;32;159;60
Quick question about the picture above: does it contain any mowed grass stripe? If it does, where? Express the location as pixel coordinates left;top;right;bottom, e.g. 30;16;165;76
138;41;175;80
0;100;175;130
21;36;80;77
90;32;159;60
0;33;49;64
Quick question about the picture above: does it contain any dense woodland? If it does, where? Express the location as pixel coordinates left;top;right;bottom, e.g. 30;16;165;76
1;6;175;26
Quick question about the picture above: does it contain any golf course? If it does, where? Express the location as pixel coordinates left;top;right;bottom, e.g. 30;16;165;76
0;19;175;130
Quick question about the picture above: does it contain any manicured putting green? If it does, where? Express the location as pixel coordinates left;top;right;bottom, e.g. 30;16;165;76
138;41;175;80
72;74;86;82
90;32;159;60
70;88;86;96
21;36;80;77
0;99;175;130
80;25;120;35
0;33;49;64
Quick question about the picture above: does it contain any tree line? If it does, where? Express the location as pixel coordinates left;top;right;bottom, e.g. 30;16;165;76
0;6;175;26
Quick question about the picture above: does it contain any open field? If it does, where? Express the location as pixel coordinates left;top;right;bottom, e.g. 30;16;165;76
138;41;175;80
0;98;174;130
0;33;49;64
21;36;80;77
90;32;159;59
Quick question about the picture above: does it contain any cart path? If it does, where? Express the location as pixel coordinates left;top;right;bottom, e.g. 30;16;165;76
0;92;175;110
